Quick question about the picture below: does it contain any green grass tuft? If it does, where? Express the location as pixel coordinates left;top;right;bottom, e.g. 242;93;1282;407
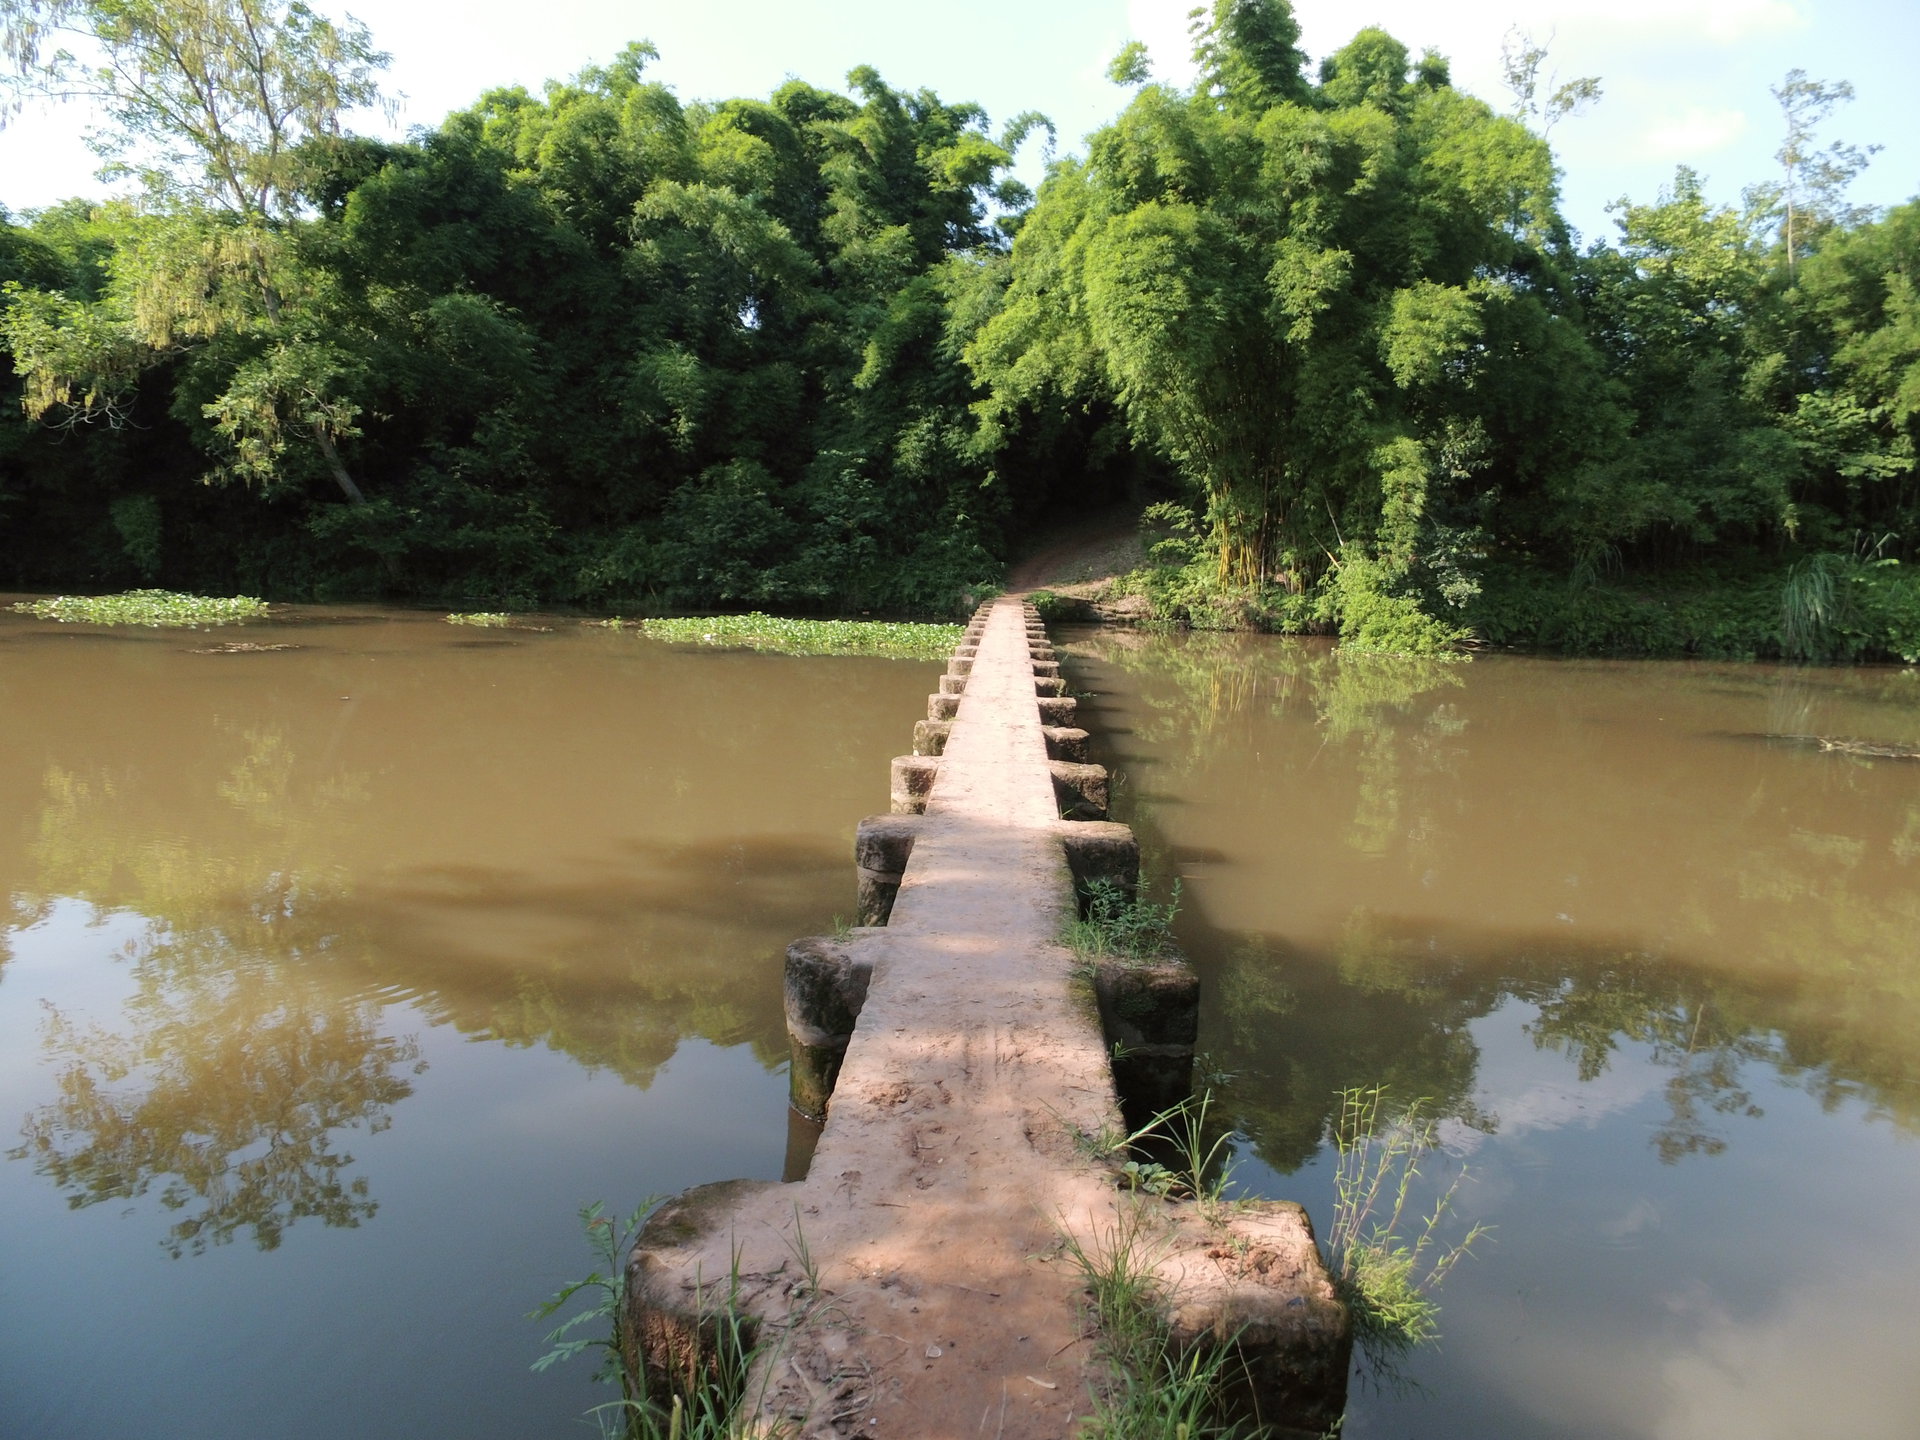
1064;879;1184;965
1323;1087;1488;1364
11;589;269;627
623;611;962;660
446;612;517;627
532;1200;760;1440
1059;1202;1255;1439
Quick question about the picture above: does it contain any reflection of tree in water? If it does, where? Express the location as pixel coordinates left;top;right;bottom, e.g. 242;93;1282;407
1078;629;1920;1171
1522;958;1773;1162
1068;630;1466;874
18;721;817;1090
12;707;857;1250
1202;922;1797;1176
14;965;421;1258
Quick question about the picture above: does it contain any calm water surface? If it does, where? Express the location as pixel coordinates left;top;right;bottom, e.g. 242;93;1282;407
1063;630;1920;1440
6;611;1918;1440
0;607;936;1440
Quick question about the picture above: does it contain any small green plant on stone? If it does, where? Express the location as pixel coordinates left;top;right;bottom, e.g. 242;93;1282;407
1058;1202;1254;1439
11;589;270;626
532;1200;759;1440
1029;588;1078;623
1064;879;1183;965
1323;1088;1488;1362
1113;1092;1241;1212
532;1200;652;1399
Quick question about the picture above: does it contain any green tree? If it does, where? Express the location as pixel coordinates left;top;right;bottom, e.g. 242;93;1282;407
969;0;1610;648
1499;27;1601;137
1;0;391;507
1769;69;1879;273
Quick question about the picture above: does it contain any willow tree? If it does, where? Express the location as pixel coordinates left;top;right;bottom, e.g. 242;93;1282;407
0;0;390;504
970;0;1600;634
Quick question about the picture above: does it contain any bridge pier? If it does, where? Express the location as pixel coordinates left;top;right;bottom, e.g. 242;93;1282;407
625;596;1349;1437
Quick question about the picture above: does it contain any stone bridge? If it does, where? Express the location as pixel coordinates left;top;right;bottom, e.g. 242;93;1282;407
624;595;1349;1438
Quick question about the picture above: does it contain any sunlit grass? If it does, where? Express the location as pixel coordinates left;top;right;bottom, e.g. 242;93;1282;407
612;611;962;660
1325;1087;1489;1363
10;589;270;627
1063;878;1183;965
1058;1201;1254;1439
446;612;516;627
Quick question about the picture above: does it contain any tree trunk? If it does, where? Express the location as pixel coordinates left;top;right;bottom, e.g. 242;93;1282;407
312;421;401;583
311;421;368;505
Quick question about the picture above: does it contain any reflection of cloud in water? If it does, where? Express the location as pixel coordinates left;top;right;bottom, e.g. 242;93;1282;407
1437;1001;1668;1155
1476;1260;1920;1440
1652;1266;1920;1440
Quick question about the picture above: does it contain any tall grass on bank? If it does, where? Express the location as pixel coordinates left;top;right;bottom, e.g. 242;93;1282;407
609;612;961;660
1324;1088;1488;1363
532;1201;757;1440
10;589;270;626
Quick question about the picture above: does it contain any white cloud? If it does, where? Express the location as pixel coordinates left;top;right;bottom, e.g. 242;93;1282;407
1124;0;1201;86
1638;105;1751;158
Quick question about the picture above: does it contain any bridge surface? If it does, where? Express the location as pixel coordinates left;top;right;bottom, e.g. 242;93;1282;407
625;595;1346;1438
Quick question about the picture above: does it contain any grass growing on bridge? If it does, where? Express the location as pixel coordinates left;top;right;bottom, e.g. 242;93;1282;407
617;611;962;660
1059;1199;1252;1439
10;589;270;626
533;1200;759;1440
1064;879;1183;964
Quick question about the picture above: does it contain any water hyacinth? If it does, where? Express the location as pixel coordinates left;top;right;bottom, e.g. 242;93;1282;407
10;590;270;627
616;612;961;660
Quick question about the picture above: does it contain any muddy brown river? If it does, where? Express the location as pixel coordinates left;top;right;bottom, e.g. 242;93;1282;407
2;609;1916;1439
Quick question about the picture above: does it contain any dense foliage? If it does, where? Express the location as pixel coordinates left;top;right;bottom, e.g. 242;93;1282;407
3;0;1917;655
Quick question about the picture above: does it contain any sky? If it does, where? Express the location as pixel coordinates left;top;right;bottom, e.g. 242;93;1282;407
1;0;1914;247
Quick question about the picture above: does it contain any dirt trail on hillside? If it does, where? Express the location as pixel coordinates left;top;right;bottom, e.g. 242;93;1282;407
1005;507;1144;591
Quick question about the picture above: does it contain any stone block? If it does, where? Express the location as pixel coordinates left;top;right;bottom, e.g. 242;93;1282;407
1043;726;1091;762
1050;760;1109;820
890;754;939;814
855;813;921;923
1058;820;1138;896
1158;1203;1352;1437
1038;695;1077;726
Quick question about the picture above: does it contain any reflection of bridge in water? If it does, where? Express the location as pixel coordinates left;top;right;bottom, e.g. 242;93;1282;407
625;595;1350;1438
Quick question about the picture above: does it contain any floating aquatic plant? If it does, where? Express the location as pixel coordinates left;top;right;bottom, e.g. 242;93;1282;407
446;612;517;627
615;612;961;660
10;590;270;627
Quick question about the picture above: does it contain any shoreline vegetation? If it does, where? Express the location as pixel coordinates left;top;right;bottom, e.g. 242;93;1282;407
3;1;1917;663
11;573;1918;667
1030;538;1920;663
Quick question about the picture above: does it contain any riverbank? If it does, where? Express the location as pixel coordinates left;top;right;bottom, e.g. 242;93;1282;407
1017;524;1920;665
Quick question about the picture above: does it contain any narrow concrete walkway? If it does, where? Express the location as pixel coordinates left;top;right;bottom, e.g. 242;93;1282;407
632;597;1120;1437
625;596;1346;1438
